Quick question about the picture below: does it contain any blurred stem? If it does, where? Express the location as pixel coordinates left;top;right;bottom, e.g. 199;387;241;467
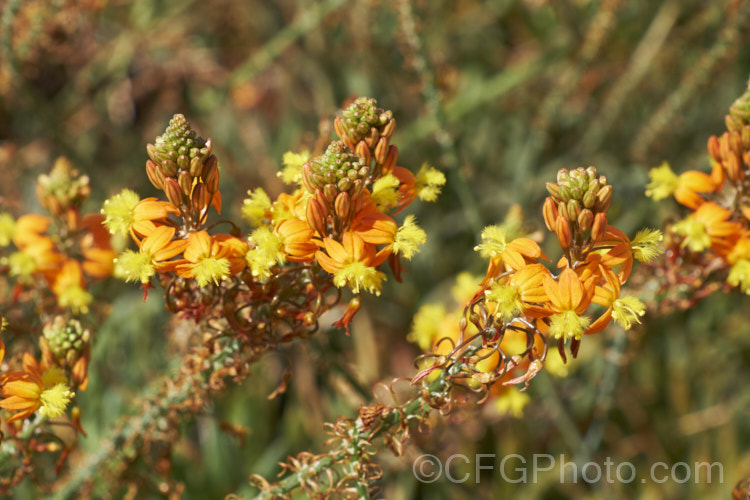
228;0;348;86
515;0;621;191
396;0;482;236
0;0;21;84
535;370;583;452
631;0;750;160
575;330;627;468
578;0;681;153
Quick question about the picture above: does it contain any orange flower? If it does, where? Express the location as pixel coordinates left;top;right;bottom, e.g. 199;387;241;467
587;266;646;335
175;231;235;286
101;189;178;240
11;214;51;248
316;232;388;294
79;214;116;278
350;207;398;246
51;260;92;314
275;218;317;262
673;171;717;209
484;263;551;320
673;201;741;256
475;226;546;283
214;234;250;274
0;352;73;423
542;268;595;341
115;225;188;284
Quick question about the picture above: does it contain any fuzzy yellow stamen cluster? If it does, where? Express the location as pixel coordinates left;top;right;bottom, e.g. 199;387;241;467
277;150;310;185
474;225;507;259
101;189;140;237
241;188;272;226
630;228;664;262
415;163;446;202
645;162;678;201
393;215;426;259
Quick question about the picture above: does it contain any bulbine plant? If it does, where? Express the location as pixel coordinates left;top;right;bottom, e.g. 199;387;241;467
0;87;749;498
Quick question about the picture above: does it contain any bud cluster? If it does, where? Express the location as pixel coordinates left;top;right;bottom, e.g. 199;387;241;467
145;114;219;225
40;315;91;389
543;166;612;251
42;316;91;364
726;82;750;133
36;157;91;217
707;124;750;190
302;141;370;236
334;97;398;181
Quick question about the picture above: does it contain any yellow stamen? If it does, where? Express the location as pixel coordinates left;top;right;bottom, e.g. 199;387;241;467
101;189;140;236
645;162;678;201
333;261;385;295
549;310;590;341
415;163;446;202
393;215;426;259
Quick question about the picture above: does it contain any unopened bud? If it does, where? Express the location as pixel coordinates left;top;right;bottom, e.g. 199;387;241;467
162;159;178;177
306;197;328;236
555;215;572;249
546;182;561;201
567;199;581;221
707;135;721;163
582;189;596;208
189;156;203;178
164;178;182;208
577;208;593;232
374;136;389;164
591;212;607;241
355;141;371;165
543;197;558;231
595;185;613;213
334;191;352;220
178;171;192;197
146;160;166;190
382;145;398;174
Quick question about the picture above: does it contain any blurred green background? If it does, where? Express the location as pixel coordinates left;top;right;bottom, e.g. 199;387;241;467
2;0;750;498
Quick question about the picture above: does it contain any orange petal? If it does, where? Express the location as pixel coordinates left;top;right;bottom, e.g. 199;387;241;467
557;268;582;310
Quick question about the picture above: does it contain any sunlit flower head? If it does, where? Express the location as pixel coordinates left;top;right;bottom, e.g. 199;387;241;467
414;163;446;202
176;231;233;287
277;150;310;185
645;162;678;201
392;215;426;260
241;188;272;226
316;232;387;295
0;213;15;247
370;174;401;211
630;228;664;263
543;268;595;341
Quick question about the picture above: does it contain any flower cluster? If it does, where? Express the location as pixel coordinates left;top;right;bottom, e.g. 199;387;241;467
106;101;443;335
646;84;750;294
240;97;445;330
413;166;660;395
0;158;115;314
